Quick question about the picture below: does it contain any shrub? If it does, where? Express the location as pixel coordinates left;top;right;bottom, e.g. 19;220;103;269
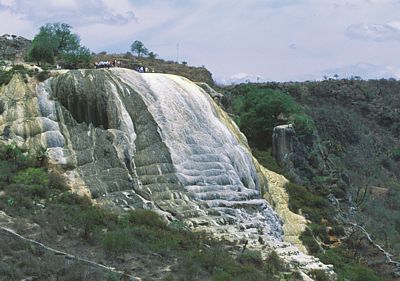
55;192;92;206
35;70;50;82
0;69;14;86
120;209;166;229
48;170;69;191
1;143;23;161
12;167;49;186
252;148;284;174
105;272;120;281
102;228;135;256
12;167;49;198
182;247;267;281
331;225;345;236
231;86;315;148
0;159;14;183
265;250;285;274
346;264;382;281
0;100;5;114
392;148;400;161
300;227;321;254
318;247;384;281
285;182;332;222
169;220;189;231
309;269;330;281
238;250;263;268
76;206;114;240
291;113;316;136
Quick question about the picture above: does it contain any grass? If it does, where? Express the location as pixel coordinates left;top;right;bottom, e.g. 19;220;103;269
252;148;284;174
0;64;51;86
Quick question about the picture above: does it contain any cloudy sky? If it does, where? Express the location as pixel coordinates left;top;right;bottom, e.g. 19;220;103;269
1;0;400;83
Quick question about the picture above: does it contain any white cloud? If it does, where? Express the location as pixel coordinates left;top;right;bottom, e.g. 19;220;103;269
346;20;400;42
2;0;136;26
0;9;34;37
0;0;15;6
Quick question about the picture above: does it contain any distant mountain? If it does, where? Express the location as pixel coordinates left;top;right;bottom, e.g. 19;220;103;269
216;72;268;85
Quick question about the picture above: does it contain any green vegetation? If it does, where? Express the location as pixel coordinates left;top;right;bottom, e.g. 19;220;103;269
392;147;400;162
229;85;315;148
252;148;284;174
284;182;383;281
148;51;158;60
0;67;14;86
27;23;91;68
318;247;383;281
285;182;332;223
130;40;149;57
0;65;51;86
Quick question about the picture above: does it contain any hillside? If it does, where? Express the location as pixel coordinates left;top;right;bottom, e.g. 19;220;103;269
223;79;400;280
92;53;214;86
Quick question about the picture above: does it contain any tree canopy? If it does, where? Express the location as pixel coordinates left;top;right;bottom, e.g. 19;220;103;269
231;85;315;148
27;23;91;68
130;40;149;57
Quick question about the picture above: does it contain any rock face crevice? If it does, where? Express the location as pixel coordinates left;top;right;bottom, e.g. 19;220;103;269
0;69;335;279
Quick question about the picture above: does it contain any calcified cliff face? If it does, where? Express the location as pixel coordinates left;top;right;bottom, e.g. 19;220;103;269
0;69;334;279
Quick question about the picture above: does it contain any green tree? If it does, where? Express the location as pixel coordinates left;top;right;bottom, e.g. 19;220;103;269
40;23;80;55
130;40;149;57
27;32;55;65
232;86;315;148
62;46;92;69
148;51;158;59
27;23;91;68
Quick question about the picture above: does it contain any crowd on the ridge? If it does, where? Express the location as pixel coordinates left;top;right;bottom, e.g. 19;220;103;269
93;60;151;73
94;60;121;68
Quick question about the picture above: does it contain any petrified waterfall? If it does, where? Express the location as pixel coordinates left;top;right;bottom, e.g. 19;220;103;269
0;69;334;278
48;69;282;237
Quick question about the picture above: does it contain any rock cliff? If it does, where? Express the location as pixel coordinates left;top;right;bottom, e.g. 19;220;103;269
0;34;31;61
0;68;334;279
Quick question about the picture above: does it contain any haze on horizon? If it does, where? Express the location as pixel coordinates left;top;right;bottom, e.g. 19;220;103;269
1;0;400;83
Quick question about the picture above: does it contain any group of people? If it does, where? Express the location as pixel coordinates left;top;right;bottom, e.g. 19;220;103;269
135;66;150;73
93;60;154;73
94;60;121;69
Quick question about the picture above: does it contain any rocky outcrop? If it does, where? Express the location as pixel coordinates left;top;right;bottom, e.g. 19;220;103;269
0;69;335;279
0;34;31;61
272;124;330;184
272;124;295;167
